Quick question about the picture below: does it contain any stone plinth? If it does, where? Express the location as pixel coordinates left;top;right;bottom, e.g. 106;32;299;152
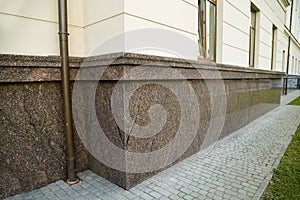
0;53;283;198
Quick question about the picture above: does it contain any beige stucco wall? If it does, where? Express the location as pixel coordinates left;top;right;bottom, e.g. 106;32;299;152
0;0;299;74
0;0;84;56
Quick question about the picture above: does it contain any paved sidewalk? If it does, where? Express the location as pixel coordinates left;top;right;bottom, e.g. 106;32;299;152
5;90;300;200
281;90;300;105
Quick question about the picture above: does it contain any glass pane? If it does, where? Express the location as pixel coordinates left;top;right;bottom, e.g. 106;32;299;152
271;27;276;70
206;2;216;60
198;0;206;57
249;28;255;66
251;11;256;27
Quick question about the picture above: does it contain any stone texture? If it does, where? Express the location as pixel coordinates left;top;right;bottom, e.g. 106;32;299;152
0;82;88;199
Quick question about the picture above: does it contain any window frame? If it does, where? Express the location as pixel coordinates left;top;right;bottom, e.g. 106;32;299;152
249;26;256;68
271;25;277;71
198;0;217;62
282;50;286;72
249;5;258;68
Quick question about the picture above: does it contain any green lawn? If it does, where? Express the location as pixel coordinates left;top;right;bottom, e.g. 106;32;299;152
288;96;300;106
261;96;300;199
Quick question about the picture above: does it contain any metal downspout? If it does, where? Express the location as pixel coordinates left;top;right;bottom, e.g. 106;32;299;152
284;38;291;95
58;0;79;184
284;0;294;95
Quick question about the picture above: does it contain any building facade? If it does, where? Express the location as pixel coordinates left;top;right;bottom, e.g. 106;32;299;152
1;0;300;73
0;0;299;198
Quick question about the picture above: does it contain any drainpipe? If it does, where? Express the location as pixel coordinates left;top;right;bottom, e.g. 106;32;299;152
284;0;294;95
284;39;291;95
58;0;79;184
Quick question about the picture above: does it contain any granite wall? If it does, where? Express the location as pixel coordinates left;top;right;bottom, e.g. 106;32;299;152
0;53;283;198
0;55;88;199
286;75;300;89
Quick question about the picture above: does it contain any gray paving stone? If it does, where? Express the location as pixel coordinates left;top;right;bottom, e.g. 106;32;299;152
224;189;238;196
230;182;243;189
236;193;249;199
159;196;170;200
223;193;233;199
148;191;162;199
198;189;208;196
139;192;154;200
183;194;194;200
206;192;214;198
54;181;66;186
247;191;255;198
214;190;224;197
187;185;200;193
169;194;180;200
156;188;171;197
21;193;33;200
177;192;186;198
212;195;223;200
179;187;192;195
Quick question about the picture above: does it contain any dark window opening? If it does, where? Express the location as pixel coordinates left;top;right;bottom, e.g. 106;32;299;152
249;4;258;67
271;25;277;70
198;0;216;61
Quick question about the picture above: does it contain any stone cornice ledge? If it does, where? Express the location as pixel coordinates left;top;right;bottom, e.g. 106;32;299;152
0;53;284;83
0;54;83;67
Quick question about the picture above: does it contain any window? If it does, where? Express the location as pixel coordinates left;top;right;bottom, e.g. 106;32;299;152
198;0;216;61
271;25;277;70
282;50;286;72
292;56;294;74
249;4;258;67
